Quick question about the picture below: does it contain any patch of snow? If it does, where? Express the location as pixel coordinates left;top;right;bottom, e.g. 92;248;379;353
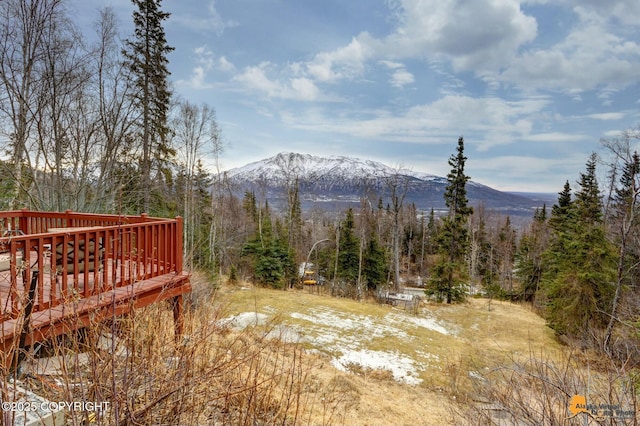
331;349;423;385
469;370;485;381
291;308;407;338
219;312;268;331
414;350;441;363
265;325;302;343
386;312;457;336
221;305;452;385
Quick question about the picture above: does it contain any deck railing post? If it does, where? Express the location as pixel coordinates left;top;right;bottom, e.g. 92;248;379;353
175;216;183;273
19;208;29;234
65;209;73;228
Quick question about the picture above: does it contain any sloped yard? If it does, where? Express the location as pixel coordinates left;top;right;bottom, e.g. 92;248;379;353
217;285;567;424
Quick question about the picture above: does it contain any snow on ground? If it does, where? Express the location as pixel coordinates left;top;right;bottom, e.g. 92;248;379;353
218;312;268;331
290;308;410;343
385;312;457;336
331;349;422;385
221;305;458;385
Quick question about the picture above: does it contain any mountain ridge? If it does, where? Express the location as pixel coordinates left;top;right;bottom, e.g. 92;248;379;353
222;152;546;217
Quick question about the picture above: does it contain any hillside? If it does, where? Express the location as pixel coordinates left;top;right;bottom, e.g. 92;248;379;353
9;276;634;425
214;284;569;424
222;152;547;217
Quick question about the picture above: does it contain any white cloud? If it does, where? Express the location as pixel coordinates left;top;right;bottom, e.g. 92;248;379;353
380;60;414;88
172;1;238;35
306;34;377;83
221;0;639;101
177;46;236;89
523;132;586;142
207;0;238;35
233;63;279;95
297;0;640;94
390;69;415;88
218;56;235;72
587;112;626;121
185;66;207;89
602;129;625;138
383;0;537;71
573;0;640;26
299;0;537;85
233;63;322;101
290;78;320;101
498;7;640;92
468;154;588;192
281;94;551;150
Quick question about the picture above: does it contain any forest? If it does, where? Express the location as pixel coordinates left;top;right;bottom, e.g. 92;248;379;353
1;0;639;365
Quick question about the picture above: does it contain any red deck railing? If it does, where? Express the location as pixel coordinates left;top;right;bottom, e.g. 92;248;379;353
0;209;184;320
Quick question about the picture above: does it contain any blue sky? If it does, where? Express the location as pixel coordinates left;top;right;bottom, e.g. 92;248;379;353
71;0;640;193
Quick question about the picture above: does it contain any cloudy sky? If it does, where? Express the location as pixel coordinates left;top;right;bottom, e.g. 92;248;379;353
72;0;640;193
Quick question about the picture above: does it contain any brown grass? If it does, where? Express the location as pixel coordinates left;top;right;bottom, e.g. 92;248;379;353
3;276;638;425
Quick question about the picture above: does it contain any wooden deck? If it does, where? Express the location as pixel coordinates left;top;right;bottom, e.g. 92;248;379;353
0;210;191;366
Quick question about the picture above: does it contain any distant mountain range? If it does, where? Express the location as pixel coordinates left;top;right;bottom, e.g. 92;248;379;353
222;152;556;217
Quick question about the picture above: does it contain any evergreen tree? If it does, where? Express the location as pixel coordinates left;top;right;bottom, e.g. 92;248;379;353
363;238;387;291
515;204;549;302
337;208;360;285
426;137;473;303
241;201;292;288
541;154;616;340
475;215;499;296
123;0;174;214
549;181;572;231
425;208;438;254
496;216;517;292
242;191;258;224
544;182;573;281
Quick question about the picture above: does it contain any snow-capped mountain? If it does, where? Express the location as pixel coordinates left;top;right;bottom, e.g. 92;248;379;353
222;152;544;216
227;152;442;185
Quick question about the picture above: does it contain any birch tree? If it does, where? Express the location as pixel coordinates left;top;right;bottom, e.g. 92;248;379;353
173;100;219;269
0;0;65;208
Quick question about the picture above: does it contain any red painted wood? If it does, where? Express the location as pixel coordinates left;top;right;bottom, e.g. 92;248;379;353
0;210;190;356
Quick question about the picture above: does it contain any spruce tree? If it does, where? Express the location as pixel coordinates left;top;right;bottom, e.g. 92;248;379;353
475;215;499;296
337;208;360;286
549;181;572;231
363;238;386;291
515;204;549;302
426;137;473;303
123;0;174;214
241;201;292;288
541;154;616;340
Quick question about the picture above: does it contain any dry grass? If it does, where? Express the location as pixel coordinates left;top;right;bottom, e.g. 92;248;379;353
1;275;353;425
3;277;638;425
218;285;640;424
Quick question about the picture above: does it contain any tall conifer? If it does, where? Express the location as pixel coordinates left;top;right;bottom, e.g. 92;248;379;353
123;0;174;213
426;137;473;303
541;154;616;340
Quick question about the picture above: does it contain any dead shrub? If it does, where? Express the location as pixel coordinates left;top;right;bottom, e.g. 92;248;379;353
2;291;347;425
